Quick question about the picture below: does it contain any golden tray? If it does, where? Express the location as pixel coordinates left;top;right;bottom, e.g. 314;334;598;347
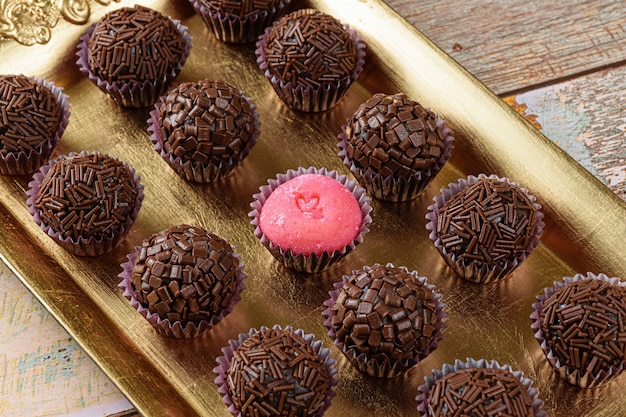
2;1;626;416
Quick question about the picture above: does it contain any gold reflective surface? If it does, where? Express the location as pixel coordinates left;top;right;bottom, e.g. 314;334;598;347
2;1;626;416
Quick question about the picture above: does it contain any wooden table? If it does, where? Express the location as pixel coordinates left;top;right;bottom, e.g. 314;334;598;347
1;0;624;416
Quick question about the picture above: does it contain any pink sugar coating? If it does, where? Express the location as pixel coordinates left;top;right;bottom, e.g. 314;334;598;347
259;173;362;256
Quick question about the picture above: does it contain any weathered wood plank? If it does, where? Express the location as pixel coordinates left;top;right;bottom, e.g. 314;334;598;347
385;0;626;95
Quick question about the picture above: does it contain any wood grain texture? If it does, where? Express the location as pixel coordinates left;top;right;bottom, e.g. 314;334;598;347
384;0;626;95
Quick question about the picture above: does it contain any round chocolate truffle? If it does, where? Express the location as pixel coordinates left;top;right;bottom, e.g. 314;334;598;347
150;79;259;182
225;327;333;417
130;225;242;327
535;274;626;387
325;263;446;377
199;0;280;17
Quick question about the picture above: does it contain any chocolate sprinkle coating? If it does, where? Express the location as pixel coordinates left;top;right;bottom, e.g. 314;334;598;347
344;93;445;178
539;278;626;376
263;9;357;88
0;74;62;156
436;178;537;268
227;327;331;417
199;0;278;17
131;225;239;324
87;5;185;86
34;153;138;240
330;264;439;362
427;368;534;417
156;80;256;165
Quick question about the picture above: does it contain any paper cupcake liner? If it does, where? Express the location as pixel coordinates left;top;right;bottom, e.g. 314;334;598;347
255;20;366;112
322;263;447;378
416;358;547;417
338;116;455;202
26;151;144;257
249;166;373;273
530;272;626;388
189;0;291;44
213;324;338;417
76;19;192;108
0;76;71;176
147;94;261;183
425;174;544;283
117;244;247;339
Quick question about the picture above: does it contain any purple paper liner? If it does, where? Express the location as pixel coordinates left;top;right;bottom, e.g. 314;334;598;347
338;114;455;202
75;17;192;108
189;0;291;44
117;241;247;339
530;272;626;388
322;263;448;378
0;76;71;176
255;12;366;112
425;173;545;283
415;358;547;417
249;166;373;273
147;92;261;183
213;324;338;417
26;151;144;257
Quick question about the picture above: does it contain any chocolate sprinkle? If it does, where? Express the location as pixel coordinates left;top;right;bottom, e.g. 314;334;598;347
34;153;138;240
330;264;439;362
263;9;357;88
436;178;537;268
131;224;239;324
427;368;534;417
344;93;445;177
200;0;278;17
87;5;185;86
0;74;62;156
227;327;331;417
540;279;626;376
156;80;256;165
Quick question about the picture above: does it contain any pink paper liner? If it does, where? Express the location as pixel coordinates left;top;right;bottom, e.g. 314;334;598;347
249;166;373;273
425;174;545;283
0;76;70;176
338;114;455;202
322;263;447;378
189;0;291;44
26;151;144;257
75;17;192;108
147;91;261;183
416;358;547;417
213;324;338;417
117;239;247;339
530;272;626;388
255;11;366;112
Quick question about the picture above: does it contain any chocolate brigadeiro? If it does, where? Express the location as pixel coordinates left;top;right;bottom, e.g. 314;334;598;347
214;325;337;417
256;8;366;112
323;263;447;378
76;5;192;107
148;79;260;182
339;92;454;201
0;74;70;175
27;151;143;256
426;174;544;283
531;272;626;388
119;224;246;338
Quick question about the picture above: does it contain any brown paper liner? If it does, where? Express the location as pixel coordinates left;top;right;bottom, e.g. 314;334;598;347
213;324;337;417
322;263;447;378
530;272;626;388
338;115;455;202
425;174;544;283
189;0;291;44
249;166;373;273
118;241;246;339
26;151;144;257
75;18;192;108
0;76;70;176
416;358;547;417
